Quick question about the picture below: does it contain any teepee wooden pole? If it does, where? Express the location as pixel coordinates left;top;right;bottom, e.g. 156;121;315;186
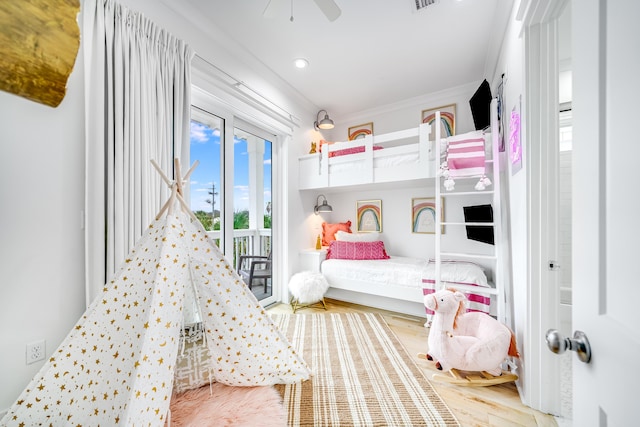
173;158;198;220
174;158;184;196
152;159;175;220
151;158;201;221
182;160;199;183
150;159;171;186
179;160;200;219
155;195;172;220
167;183;178;216
176;193;199;222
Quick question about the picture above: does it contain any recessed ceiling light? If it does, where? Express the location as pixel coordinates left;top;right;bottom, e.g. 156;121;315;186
294;58;309;69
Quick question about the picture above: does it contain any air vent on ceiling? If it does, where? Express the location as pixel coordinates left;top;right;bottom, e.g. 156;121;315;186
413;0;439;12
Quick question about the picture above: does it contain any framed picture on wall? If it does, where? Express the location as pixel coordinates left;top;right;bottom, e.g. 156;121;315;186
510;96;523;175
356;199;382;232
411;197;444;234
348;122;374;141
421;104;456;141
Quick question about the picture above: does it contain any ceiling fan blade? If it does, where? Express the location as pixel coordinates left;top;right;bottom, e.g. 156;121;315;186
313;0;341;22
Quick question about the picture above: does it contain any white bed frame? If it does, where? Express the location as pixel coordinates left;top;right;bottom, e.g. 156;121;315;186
311;253;428;318
301;108;499;318
319;258;494;319
299;123;435;190
323;280;428;318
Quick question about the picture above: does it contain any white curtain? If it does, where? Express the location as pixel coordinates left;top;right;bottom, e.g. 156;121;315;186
83;0;193;304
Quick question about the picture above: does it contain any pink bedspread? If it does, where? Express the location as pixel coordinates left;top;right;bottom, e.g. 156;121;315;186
328;145;383;158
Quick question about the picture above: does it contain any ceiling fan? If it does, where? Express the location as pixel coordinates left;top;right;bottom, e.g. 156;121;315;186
263;0;342;22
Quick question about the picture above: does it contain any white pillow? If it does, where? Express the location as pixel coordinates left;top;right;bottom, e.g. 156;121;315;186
335;230;381;242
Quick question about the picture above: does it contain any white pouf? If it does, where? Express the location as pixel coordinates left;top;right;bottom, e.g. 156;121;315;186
288;271;330;311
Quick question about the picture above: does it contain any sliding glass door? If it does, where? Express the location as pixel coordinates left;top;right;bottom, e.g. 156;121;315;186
188;102;276;305
233;125;273;304
189;107;224;247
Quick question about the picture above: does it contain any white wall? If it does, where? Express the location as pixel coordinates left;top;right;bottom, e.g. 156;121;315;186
0;50;86;411
490;0;528;401
330;82;479;143
310;186;495;261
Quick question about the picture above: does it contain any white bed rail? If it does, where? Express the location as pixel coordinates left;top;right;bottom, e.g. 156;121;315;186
299;123;434;190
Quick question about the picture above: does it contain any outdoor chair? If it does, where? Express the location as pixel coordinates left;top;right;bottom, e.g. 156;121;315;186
237;252;272;292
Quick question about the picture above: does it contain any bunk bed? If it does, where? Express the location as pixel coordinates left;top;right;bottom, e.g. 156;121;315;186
298;123;435;190
320;254;493;318
301;100;506;321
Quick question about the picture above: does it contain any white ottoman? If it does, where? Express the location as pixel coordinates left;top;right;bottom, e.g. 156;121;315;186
288;271;330;313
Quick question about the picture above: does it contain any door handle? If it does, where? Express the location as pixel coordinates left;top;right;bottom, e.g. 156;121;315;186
545;329;592;363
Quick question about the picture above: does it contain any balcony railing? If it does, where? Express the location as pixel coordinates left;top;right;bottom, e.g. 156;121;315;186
205;228;271;268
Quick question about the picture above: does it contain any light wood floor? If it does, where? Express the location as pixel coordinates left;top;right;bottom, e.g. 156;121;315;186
267;298;557;427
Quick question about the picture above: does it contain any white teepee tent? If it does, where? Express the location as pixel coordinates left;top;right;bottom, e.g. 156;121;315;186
1;160;310;426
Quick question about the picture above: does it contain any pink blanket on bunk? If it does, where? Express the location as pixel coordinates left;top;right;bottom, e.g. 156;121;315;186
446;133;486;177
329;145;383;158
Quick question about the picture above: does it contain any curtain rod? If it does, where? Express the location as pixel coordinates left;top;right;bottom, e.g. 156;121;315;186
193;53;301;125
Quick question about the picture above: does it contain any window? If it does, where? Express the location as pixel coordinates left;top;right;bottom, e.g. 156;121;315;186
188;102;276;304
189;107;223;247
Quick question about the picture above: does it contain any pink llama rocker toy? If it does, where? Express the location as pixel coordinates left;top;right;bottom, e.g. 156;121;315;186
418;288;519;386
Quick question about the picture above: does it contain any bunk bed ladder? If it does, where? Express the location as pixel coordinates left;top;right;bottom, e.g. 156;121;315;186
434;98;510;326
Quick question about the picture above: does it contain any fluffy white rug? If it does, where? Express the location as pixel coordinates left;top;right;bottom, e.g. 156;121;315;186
168;383;287;426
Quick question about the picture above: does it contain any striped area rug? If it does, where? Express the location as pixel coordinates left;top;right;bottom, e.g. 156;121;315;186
272;312;459;426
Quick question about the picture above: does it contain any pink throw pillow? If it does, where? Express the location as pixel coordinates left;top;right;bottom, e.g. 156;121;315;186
325;240;390;260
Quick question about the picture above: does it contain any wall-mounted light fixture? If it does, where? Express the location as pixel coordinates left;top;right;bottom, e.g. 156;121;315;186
314;194;333;214
314;110;334;130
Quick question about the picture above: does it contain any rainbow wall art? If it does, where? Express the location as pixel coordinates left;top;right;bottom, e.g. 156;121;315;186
356;200;381;232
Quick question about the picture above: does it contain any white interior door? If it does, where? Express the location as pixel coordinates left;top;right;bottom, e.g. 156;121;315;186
572;1;640;425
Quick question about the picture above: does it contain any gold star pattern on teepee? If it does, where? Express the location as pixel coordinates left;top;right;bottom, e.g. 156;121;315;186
1;159;310;427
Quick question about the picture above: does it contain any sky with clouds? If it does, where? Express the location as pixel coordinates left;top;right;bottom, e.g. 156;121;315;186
189;121;271;217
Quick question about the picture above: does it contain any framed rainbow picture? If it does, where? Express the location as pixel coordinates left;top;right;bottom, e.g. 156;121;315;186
356;199;382;232
348;122;374;141
421;104;456;141
411;197;444;234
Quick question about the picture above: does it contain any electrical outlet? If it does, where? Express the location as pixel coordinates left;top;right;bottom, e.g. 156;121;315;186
26;340;46;364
